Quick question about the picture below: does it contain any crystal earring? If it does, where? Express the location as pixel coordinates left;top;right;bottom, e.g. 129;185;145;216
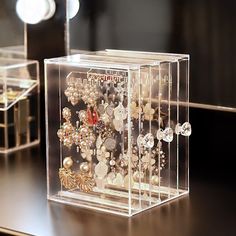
137;133;155;149
175;122;192;136
156;127;174;143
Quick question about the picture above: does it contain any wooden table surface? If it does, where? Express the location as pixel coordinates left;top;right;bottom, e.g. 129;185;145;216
0;108;236;236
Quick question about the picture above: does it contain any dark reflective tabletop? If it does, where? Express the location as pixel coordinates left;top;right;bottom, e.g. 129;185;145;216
0;108;236;236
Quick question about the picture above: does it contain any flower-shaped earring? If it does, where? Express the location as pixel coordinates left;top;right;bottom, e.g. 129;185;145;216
81;149;93;161
130;101;142;119
96;145;110;162
143;103;155;120
141;151;156;170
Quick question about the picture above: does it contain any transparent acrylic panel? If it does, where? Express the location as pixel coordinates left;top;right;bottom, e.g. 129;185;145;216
0;1;26;58
66;0;85;53
101;49;236;112
0;58;39;153
45;53;188;216
169;62;178;191
46;57;146;216
129;64;166;215
159;62;171;199
94;50;189;196
178;59;190;193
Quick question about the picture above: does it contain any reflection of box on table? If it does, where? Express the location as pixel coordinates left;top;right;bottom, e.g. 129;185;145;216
0;58;39;153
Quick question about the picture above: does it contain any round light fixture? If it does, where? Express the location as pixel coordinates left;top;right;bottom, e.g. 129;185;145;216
68;0;80;19
16;0;56;24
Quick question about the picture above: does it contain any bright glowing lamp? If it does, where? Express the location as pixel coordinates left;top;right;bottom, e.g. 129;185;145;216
16;0;56;24
68;0;80;19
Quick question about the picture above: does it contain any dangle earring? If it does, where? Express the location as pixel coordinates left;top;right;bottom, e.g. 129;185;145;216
57;107;74;148
59;156;77;190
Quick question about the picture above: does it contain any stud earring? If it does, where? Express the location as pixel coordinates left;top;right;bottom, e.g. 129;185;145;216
137;133;155;149
175;122;192;136
156;127;174;143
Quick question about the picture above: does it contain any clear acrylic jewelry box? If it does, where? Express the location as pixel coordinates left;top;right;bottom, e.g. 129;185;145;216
0;58;40;153
45;52;190;216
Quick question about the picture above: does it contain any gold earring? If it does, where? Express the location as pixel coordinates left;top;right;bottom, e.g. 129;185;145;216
59;157;77;190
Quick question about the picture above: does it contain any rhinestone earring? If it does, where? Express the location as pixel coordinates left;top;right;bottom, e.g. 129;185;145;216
156;127;174;143
175;122;192;136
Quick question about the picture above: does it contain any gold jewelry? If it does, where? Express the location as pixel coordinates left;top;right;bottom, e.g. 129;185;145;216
76;173;95;192
0;88;21;104
59;157;77;189
143;103;155;120
59;156;95;192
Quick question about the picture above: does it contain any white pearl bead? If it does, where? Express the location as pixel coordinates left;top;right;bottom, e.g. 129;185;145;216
151;175;159;185
63;157;73;169
80;162;90;173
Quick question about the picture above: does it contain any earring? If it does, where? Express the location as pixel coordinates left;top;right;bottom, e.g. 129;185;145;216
82;82;99;107
76;172;96;192
74;124;96;150
175;122;192;136
113;102;127;132
137;133;155;149
65;73;100;107
57;107;74;148
130;101;142;119
59;156;95;192
87;107;99;126
77;161;95;193
64;77;83;106
81;148;93;161
59;157;77;189
156;127;174;143
143;103;155;120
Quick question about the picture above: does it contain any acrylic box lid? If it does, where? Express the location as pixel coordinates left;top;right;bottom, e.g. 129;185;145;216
100;49;236;112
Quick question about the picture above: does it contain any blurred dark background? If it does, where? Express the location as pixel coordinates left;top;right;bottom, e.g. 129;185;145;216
1;0;236;108
0;0;24;47
70;0;236;108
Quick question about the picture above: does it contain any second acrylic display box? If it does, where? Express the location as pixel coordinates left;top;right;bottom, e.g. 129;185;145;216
0;58;40;153
45;52;190;216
